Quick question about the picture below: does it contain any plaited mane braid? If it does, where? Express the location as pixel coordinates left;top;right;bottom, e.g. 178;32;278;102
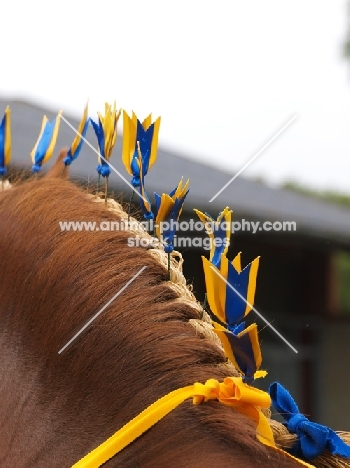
92;194;225;352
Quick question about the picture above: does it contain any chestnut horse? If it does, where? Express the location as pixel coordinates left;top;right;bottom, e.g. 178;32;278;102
0;162;305;467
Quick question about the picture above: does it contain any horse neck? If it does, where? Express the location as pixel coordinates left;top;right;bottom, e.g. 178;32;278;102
0;179;303;468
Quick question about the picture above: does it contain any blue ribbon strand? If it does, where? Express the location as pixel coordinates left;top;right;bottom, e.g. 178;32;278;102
224;260;254;326
129;119;155;187
221;327;256;383
138;152;154;221
154;189;189;253
0;108;10;175
32;117;59;172
90;117;111;178
203;211;229;269
269;382;350;460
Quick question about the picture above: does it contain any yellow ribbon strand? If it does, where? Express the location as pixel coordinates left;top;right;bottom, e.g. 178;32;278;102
202;256;226;323
273;447;316;468
72;377;275;468
70;103;88;156
43;112;61;165
97;102;120;162
72;385;196;467
30;116;48;163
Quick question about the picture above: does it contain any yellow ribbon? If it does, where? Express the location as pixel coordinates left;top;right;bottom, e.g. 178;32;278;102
72;377;275;467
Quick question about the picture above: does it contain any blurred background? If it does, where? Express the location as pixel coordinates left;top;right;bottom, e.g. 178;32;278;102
2;0;350;429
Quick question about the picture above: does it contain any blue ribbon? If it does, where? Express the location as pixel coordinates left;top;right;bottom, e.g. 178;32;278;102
90;117;111;178
203;211;228;269
223;259;255;326
269;382;350;460
32;118;59;173
0;111;8;175
154;189;189;253
223;326;256;384
129;119;155;187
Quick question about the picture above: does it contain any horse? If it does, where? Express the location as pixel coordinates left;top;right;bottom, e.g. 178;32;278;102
0;156;344;467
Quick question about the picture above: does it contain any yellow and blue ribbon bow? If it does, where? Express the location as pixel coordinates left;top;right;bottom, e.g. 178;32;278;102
205;254;261;382
213;322;265;383
269;382;350;460
90;102;120;178
63;103;89;166
196;208;262;382
0;106;11;176
202;251;260;327
122;111;160;187
31;112;62;173
155;178;189;253
194;207;232;268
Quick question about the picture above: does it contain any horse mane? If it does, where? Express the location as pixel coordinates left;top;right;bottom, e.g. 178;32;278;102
0;172;309;467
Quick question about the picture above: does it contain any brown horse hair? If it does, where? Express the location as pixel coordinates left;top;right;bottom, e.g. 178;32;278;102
0;159;341;467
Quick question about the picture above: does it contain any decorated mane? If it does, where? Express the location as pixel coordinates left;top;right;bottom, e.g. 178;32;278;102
0;104;349;467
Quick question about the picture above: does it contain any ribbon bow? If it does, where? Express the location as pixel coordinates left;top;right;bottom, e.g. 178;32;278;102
122;111;160;187
63;103;89;166
269;382;350;460
73;376;275;467
192;377;274;446
90;102;120;178
31;112;61;172
154;178;190;252
213;322;266;383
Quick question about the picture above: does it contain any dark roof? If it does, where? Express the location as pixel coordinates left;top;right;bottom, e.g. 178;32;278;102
3;97;350;246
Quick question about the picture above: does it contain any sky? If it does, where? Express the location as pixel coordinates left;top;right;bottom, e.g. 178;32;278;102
2;0;350;193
